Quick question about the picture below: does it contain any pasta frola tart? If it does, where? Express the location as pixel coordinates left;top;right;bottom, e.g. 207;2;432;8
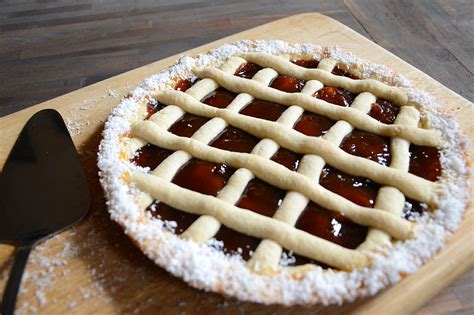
98;40;471;305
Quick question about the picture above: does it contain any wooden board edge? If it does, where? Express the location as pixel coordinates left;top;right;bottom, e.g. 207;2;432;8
0;12;472;313
316;14;473;105
358;208;474;314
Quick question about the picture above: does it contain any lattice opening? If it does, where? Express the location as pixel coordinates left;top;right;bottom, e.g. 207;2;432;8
313;86;358;106
270;148;302;171
295;202;368;249
368;98;400;124
340;130;391;166
239;99;287;121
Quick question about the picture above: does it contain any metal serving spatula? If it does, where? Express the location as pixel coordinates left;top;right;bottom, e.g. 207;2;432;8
0;109;90;315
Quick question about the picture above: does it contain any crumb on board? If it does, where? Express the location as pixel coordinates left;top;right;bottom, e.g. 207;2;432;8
107;88;120;98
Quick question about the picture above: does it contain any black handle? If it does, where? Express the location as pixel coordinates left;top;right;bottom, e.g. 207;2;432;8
1;245;33;315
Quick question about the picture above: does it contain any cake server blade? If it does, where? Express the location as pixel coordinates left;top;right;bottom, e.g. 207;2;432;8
0;109;90;315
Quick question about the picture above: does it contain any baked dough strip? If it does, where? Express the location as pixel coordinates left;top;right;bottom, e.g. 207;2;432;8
127;56;249;154
183;78;371;273
130;57;250;213
194;68;440;147
357;106;420;251
248;84;377;272
135;61;304;248
130;69;375;270
241;52;408;105
182;67;284;242
131;171;369;271
152;90;438;204
131;120;413;239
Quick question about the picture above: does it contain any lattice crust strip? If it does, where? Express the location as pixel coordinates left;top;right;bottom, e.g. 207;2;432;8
357;106;420;251
126;52;439;271
149;90;438;204
250;88;379;272
195;68;440;146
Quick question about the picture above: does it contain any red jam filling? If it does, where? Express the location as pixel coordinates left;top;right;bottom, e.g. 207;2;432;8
331;65;360;80
214;226;260;260
296;202;367;249
239;99;287;121
147;203;199;234
319;166;379;208
201;88;236;108
409;145;441;181
145;99;167;119
175;78;196;92
210;126;259;153
131;144;172;170
236;178;285;218
293;111;335;137
402;198;429;220
340;130;391;166
291;59;320;68
270;75;305;93
313;86;357;106
234;62;263;79
145;158;235;234
270;148;302;171
168;113;210;138
369;99;400;124
212;178;286;261
173;159;235;196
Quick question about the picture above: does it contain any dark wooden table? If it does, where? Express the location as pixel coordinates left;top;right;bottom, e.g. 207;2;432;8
0;0;472;313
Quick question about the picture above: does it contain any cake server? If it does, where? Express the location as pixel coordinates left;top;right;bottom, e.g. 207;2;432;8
0;109;90;315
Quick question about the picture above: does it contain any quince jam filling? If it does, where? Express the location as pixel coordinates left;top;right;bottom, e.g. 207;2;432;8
210;126;259;153
369;99;400;124
340;130;391;166
331;65;360;80
201;88;236;108
147;159;236;233
175;78;197;92
216;178;285;259
145;99;167;119
320;166;379;208
284;166;375;267
239;99;286;121
291;59;320;68
271;148;302;172
297;202;368;249
131;144;172;170
314;86;357;107
168;113;209;138
237;179;285;218
409;145;441;181
235;62;263;79
270;75;305;93
294;111;335;137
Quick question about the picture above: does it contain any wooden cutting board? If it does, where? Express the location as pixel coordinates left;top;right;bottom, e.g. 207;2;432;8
0;13;472;315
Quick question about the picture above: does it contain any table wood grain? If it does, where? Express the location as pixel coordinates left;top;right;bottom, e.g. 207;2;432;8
0;1;472;314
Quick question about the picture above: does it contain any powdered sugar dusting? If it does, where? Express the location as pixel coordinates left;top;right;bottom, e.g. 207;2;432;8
97;40;471;305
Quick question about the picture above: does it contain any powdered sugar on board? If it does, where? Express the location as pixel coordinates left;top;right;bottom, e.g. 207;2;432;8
64;88;124;137
97;40;471;305
12;210;156;314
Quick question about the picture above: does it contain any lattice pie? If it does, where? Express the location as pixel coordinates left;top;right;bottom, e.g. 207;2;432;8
98;40;470;305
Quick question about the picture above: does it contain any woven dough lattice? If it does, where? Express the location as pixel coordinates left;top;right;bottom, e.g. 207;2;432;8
126;52;441;272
